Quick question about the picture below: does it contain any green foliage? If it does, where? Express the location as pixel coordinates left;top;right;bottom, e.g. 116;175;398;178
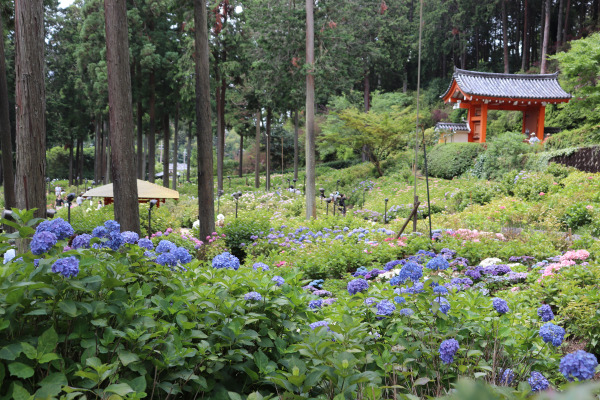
560;203;593;229
46;146;95;180
472;132;530;180
222;217;271;260
427;143;485;179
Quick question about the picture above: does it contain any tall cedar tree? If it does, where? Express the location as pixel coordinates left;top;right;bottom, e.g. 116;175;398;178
15;0;46;219
195;0;215;238
0;7;15;209
305;0;316;219
104;0;140;232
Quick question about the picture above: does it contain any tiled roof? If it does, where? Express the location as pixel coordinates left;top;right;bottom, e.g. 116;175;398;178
442;68;571;100
435;122;470;132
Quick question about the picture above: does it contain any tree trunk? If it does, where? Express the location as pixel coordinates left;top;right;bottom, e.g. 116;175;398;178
265;107;271;192
172;103;179;190
215;80;223;192
563;0;571;43
186;120;191;182
540;0;550;73
104;122;110;183
194;0;215;239
254;109;261;188
238;133;243;177
104;0;140;232
100;119;106;182
162;112;169;187
557;0;564;48
293;109;299;180
136;62;143;179
79;139;84;184
0;6;15;209
15;0;46;219
362;72;370;162
521;0;529;72
75;138;81;184
69;141;74;186
502;0;509;73
305;0;316;219
148;71;156;182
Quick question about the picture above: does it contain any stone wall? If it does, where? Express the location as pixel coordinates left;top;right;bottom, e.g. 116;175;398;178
550;146;600;173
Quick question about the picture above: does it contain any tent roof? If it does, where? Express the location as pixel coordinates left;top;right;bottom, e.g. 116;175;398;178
83;179;179;200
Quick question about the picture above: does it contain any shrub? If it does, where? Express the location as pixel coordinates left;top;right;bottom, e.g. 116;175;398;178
473;132;530;180
561;203;593;229
221;217;270;260
426;143;485;179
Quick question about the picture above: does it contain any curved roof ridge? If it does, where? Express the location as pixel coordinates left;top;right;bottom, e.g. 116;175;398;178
454;67;559;80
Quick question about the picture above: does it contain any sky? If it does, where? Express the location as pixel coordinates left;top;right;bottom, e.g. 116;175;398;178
59;0;74;8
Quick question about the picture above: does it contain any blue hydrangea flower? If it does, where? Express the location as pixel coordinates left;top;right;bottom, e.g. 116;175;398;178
104;220;120;233
347;278;369;295
253;262;270;271
439;339;459;364
30;231;58;255
364;297;377;306
92;226;108;239
394;296;406;304
559;350;598;381
156;252;177;267
528;371;549;392
537;304;554;322
36;218;74;240
51;256;80;278
309;320;329;330
308;279;324;289
271;276;285;286
72;234;92;249
323;298;337;306
137;238;154;250
105;231;124;251
539;322;565;347
121;231;139;244
309;299;323;309
173;247;192;264
500;369;514;385
376;300;396;317
399;308;414;316
313;290;332;297
245;291;262;301
433;297;451;315
156;240;177;254
212;252;240;270
492;298;510;315
433;286;449;295
384;259;402;271
426;256;449;271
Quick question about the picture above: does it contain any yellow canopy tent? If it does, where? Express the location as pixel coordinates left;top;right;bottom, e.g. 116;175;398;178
82;179;179;207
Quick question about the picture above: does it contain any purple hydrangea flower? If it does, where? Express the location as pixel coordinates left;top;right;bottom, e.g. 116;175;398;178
433;297;451;315
309;321;329;330
364;297;377;306
492;298;510;315
376;300;396;317
105;231;124;251
36;218;74;241
72;234;92;249
51;256;79;278
212;252;240;270
137;238;154;250
399;308;414;316
464;266;483;280
30;231;58;255
347;278;369;295
313;290;332;297
156;252;177;267
439;339;459;364
156;240;177;254
309;299;323;309
271;276;285;286
252;262;270;271
539;322;565;347
92;226;108;239
537;304;554;322
323;298;337;306
104;220;120;233
433;286;449;295
426;256;449;271
121;231;139;244
528;371;549;392
559;350;598;381
173;247;192;264
244;291;262;301
394;296;406;304
384;259;402;271
500;369;514;385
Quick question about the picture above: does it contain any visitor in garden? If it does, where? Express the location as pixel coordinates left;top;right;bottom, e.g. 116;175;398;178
55;195;64;209
97;200;103;210
76;194;83;206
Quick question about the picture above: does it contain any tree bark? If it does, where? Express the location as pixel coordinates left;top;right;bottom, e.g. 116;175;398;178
563;0;571;44
362;72;370;162
69;140;74;186
265;107;271;191
148;71;156;182
305;0;316;219
194;0;215;239
502;0;509;73
186;120;191;182
75;138;81;184
136;62;143;179
238;132;243;177
162;112;169;187
254;109;261;188
540;0;550;73
15;0;46;219
0;7;15;209
557;0;564;48
104;121;110;183
79;139;84;184
521;0;529;72
215;80;223;192
293;109;299;180
172;103;179;190
104;0;140;232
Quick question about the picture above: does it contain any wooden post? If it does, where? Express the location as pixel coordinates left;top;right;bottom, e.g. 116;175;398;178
537;105;546;141
479;103;488;143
